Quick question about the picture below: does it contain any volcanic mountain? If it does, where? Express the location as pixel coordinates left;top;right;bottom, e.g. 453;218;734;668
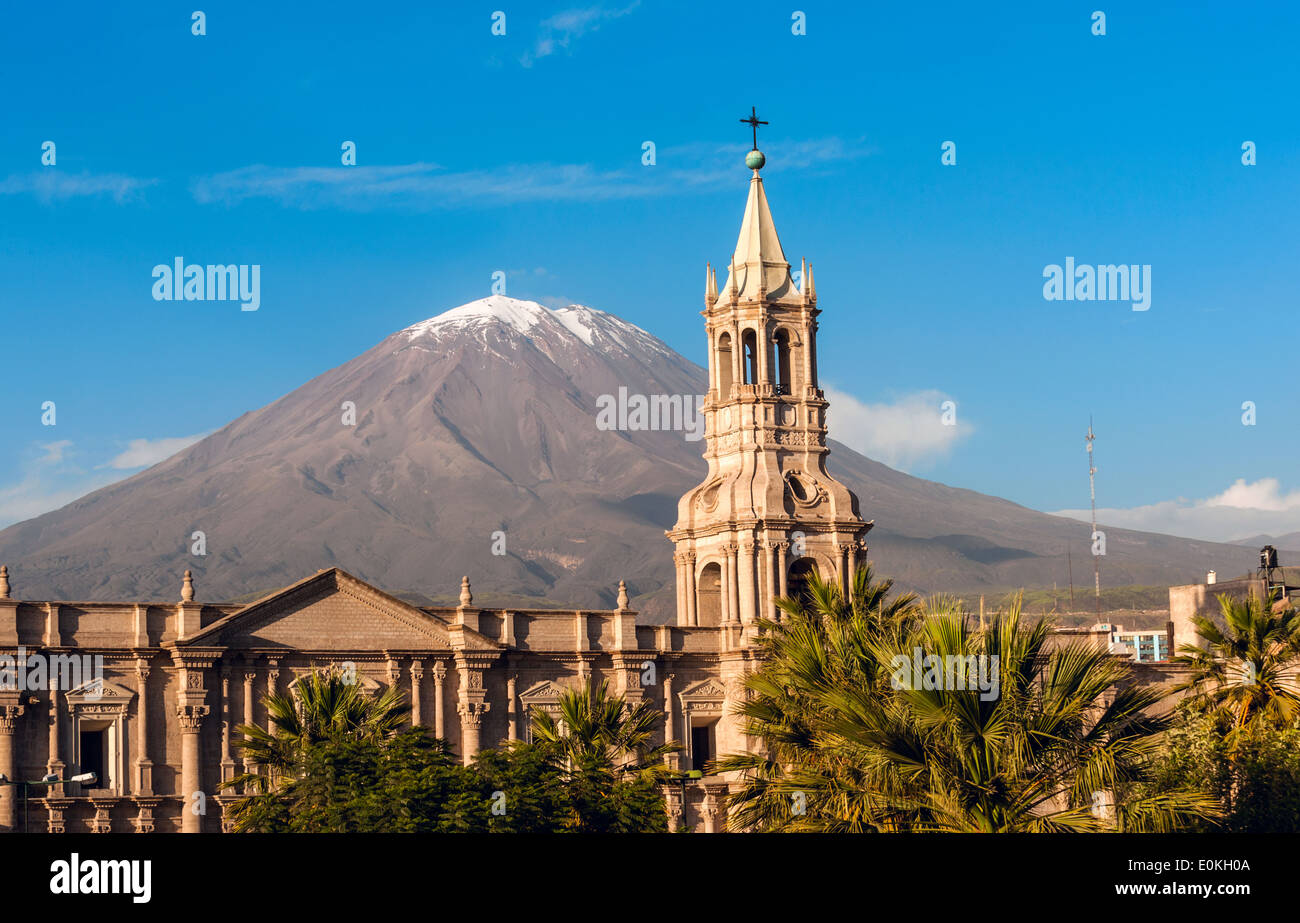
0;296;1258;621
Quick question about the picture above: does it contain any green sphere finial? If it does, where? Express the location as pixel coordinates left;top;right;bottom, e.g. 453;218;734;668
746;149;766;171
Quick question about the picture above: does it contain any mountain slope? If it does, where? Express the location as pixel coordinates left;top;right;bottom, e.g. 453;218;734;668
0;296;1260;621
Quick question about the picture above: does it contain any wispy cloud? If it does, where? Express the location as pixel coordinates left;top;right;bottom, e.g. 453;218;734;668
521;3;640;67
37;440;73;464
1052;477;1300;544
108;433;206;470
823;387;973;471
0;473;124;529
0;433;206;530
191;138;865;211
0;171;157;203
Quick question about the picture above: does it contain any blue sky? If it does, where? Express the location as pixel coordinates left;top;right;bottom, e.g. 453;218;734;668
2;1;1299;542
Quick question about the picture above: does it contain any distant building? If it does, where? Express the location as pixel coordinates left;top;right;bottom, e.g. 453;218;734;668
1093;623;1169;663
1168;547;1300;650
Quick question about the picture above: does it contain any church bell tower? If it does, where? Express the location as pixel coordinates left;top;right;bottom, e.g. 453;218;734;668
668;119;871;635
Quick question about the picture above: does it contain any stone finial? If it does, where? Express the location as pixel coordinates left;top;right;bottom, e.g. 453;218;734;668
0;565;9;599
617;580;630;611
181;569;195;602
459;576;472;608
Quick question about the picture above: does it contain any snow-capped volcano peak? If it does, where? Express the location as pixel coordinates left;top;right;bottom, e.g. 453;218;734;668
401;294;671;356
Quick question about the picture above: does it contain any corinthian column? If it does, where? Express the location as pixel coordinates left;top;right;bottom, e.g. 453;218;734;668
178;704;209;833
663;674;678;770
0;700;24;831
46;673;64;797
738;539;757;624
135;659;153;794
173;654;215;834
241;664;256;783
409;660;424;727
685;553;698;626
432;661;447;740
264;659;280;735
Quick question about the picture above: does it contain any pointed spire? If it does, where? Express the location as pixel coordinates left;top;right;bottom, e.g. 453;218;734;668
717;159;795;302
0;565;9;600
181;569;195;602
806;262;816;301
705;261;717;304
617;580;630;611
459;575;473;608
800;257;808;300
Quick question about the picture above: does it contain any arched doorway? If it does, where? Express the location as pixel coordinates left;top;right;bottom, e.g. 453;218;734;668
787;557;819;607
697;562;722;626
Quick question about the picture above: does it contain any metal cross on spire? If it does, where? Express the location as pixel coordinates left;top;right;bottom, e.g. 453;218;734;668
740;106;768;151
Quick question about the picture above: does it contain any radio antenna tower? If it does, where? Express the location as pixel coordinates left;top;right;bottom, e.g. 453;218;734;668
1086;418;1100;619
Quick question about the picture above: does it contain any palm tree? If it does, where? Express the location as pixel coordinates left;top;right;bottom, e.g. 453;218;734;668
530;679;677;777
225;666;409;796
717;568;1218;832
1175;590;1300;735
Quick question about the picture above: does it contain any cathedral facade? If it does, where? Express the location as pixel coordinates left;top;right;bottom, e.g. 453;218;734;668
0;150;869;833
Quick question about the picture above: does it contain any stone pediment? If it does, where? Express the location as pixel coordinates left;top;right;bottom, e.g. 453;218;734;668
518;679;577;720
679;678;727;701
180;569;498;653
518;679;574;704
65;677;136;706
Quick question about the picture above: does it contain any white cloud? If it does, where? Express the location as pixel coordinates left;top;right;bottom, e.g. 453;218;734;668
108;434;206;470
822;387;973;471
37;440;73;464
0;171;157;203
0;433;206;530
1051;477;1300;544
520;3;640;67
190;139;866;211
0;470;124;530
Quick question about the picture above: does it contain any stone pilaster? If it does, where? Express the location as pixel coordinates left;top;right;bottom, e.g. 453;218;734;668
134;657;153;794
454;654;492;765
775;541;790;614
219;666;235;785
726;543;741;625
506;675;518;741
613;654;647;707
45;672;64;798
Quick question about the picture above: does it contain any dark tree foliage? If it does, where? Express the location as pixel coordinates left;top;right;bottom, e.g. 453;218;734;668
232;728;668;833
